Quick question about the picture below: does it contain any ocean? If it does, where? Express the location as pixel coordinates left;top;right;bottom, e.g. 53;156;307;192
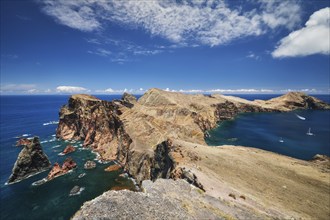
0;95;135;220
0;94;329;219
206;95;330;160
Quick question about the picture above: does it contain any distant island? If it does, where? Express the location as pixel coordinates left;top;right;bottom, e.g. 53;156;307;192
47;88;329;219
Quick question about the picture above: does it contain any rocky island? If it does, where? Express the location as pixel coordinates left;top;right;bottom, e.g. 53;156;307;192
55;89;330;219
7;137;51;184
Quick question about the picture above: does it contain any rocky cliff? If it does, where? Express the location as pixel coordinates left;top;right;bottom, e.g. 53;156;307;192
56;90;329;185
56;94;132;162
55;89;330;219
7;137;51;184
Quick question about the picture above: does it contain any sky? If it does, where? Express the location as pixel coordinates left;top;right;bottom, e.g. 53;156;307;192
0;0;329;95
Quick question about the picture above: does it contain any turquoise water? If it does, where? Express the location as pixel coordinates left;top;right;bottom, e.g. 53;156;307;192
206;109;330;160
0;95;135;220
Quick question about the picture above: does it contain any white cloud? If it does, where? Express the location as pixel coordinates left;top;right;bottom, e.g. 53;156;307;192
85;38;101;44
272;7;330;58
246;52;260;60
95;88;147;94
41;0;100;31
56;86;90;93
259;0;301;30
0;84;36;92
88;48;112;57
39;0;302;47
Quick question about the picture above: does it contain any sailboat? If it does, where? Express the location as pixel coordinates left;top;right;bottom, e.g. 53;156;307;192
306;128;314;136
279;137;284;143
295;114;306;120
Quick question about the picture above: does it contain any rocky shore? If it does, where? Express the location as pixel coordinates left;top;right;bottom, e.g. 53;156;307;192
55;89;330;219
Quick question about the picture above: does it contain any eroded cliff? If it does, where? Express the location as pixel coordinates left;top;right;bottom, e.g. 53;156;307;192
55;89;330;219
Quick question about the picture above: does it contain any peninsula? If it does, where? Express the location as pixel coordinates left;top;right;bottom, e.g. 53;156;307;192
56;89;329;219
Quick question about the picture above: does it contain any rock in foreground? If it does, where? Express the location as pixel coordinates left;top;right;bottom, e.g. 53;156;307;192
73;179;268;220
8;137;51;184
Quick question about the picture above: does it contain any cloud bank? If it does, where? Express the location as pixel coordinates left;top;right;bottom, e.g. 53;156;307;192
39;0;301;47
272;7;330;58
56;86;90;93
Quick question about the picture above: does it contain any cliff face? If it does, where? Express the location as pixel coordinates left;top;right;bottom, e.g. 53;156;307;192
56;90;330;219
7;137;51;184
56;94;132;161
56;90;330;186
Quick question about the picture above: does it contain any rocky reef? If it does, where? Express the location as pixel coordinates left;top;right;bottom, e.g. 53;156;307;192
7;137;51;184
60;145;76;155
55;89;330;219
47;157;77;180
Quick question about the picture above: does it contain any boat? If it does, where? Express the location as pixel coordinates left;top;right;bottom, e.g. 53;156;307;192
306;128;314;136
295;114;306;120
279;137;284;143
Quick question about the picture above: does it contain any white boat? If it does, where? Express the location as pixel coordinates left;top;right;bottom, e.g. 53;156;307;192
279;137;284;143
306;128;314;136
295;114;306;120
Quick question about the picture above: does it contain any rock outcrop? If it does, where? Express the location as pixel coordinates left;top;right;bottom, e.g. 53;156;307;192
61;145;76;155
121;92;137;104
104;164;121;172
16;138;32;146
56;90;329;186
56;94;132;162
73;179;277;220
55;89;330;219
8;137;51;184
47;157;77;180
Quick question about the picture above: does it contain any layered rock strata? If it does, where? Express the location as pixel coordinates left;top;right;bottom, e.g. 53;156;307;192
56;90;329;186
8;137;51;184
55;90;330;219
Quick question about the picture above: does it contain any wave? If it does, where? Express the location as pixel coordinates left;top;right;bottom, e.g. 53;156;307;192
69;187;85;196
43;121;59;126
52;145;61;149
15;134;31;138
32;178;48;186
78;173;86;178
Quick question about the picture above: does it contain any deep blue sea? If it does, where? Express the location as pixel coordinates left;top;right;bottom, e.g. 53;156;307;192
0;95;135;220
0;94;329;219
206;94;330;160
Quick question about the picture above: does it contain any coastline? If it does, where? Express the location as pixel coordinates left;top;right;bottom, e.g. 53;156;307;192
52;89;330;219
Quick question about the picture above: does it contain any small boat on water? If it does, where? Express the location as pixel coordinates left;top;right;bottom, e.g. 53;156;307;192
279;137;284;143
295;114;306;120
306;128;314;136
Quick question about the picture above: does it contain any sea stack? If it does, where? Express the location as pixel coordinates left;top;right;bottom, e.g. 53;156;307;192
7;137;51;184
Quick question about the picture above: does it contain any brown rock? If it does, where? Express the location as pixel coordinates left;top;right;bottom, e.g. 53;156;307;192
47;157;77;180
104;164;122;172
61;145;76;155
122;92;137;104
16;138;32;146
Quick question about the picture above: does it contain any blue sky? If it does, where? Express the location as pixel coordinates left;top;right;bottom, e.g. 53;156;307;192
1;0;329;94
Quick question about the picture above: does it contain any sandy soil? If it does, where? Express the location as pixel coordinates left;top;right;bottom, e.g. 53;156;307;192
171;139;330;219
